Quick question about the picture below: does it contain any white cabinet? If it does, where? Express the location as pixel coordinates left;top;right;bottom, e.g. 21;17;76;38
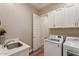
65;4;79;27
48;3;79;28
75;4;79;27
33;13;41;51
55;8;65;28
64;5;76;27
48;8;65;28
48;11;55;28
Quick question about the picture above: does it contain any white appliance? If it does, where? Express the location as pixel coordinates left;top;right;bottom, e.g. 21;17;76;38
63;37;79;56
44;35;64;56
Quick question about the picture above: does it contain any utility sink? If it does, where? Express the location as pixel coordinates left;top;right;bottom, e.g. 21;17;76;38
0;38;30;56
5;42;23;49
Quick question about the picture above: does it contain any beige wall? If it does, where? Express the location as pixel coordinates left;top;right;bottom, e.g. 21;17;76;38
49;28;79;37
0;3;36;47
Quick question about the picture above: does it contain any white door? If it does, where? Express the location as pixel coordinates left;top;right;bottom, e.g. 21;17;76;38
33;13;41;51
75;4;79;27
48;11;55;28
55;8;65;28
64;5;76;27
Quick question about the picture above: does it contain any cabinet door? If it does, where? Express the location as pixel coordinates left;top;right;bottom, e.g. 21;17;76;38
75;4;79;27
55;8;65;28
48;11;55;28
33;13;41;51
64;5;76;27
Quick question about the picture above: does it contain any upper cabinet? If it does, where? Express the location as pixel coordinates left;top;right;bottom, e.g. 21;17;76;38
48;3;79;28
76;4;79;27
48;10;55;28
55;8;65;28
48;8;66;28
64;4;76;27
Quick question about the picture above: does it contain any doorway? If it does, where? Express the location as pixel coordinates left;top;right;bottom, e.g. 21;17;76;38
31;13;49;56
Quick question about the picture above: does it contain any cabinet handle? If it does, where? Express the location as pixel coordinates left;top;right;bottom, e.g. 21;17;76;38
53;24;55;27
75;22;78;27
77;22;78;26
75;22;76;26
75;22;77;27
58;44;59;47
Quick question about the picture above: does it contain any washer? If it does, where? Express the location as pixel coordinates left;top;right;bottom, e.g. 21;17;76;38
44;35;64;56
63;37;79;56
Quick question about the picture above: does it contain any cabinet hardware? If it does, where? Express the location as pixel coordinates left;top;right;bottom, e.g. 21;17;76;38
75;22;77;27
75;22;76;26
53;24;55;27
77;22;78;26
58;45;59;47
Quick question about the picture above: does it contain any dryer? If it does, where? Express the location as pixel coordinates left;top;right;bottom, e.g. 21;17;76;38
63;37;79;56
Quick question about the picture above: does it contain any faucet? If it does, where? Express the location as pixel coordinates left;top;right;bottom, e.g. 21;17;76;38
2;40;15;48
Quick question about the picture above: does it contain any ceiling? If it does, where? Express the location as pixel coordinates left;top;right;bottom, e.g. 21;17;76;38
28;3;65;15
29;3;51;10
28;3;76;15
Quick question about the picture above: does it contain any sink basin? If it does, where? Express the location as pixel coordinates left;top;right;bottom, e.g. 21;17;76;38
5;42;23;49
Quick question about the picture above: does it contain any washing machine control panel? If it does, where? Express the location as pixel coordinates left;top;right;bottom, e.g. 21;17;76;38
48;35;64;43
50;39;60;42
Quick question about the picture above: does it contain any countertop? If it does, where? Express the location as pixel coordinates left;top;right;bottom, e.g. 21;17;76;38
0;38;30;56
